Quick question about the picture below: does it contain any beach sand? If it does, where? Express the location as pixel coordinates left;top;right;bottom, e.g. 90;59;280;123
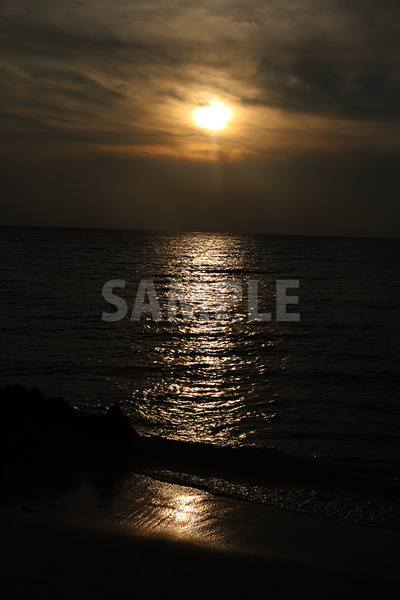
1;472;399;598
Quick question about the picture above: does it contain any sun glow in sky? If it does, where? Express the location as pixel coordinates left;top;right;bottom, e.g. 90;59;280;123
1;0;400;236
194;102;231;130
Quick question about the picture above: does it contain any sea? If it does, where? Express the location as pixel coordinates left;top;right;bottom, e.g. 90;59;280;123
1;226;400;527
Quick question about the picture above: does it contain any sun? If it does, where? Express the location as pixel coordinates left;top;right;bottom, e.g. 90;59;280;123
194;101;231;131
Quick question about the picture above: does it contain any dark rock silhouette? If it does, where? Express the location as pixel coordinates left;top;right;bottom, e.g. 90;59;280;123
0;385;138;487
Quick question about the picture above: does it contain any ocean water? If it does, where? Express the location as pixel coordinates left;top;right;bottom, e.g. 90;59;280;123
1;226;400;526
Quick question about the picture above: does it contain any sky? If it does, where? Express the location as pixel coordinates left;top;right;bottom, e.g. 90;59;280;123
1;0;399;237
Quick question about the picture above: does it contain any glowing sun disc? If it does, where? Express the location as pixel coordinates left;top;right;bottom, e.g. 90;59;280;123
194;102;231;130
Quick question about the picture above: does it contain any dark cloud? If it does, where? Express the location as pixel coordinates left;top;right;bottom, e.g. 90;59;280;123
240;1;400;121
243;58;400;121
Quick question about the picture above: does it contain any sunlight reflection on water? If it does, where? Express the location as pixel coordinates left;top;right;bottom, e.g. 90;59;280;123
3;227;400;478
126;232;266;445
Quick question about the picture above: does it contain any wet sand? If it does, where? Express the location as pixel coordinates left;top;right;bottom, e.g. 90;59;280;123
1;472;399;598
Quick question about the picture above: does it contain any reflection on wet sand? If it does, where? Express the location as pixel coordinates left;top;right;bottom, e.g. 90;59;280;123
7;470;400;584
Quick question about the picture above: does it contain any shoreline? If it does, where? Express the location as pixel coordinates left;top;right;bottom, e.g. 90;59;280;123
2;384;400;595
2;471;400;597
2;384;399;529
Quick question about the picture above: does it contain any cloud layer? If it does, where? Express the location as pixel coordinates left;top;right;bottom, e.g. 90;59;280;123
1;0;400;156
1;1;399;235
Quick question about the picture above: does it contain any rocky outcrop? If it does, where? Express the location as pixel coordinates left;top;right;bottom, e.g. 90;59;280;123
0;385;138;485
